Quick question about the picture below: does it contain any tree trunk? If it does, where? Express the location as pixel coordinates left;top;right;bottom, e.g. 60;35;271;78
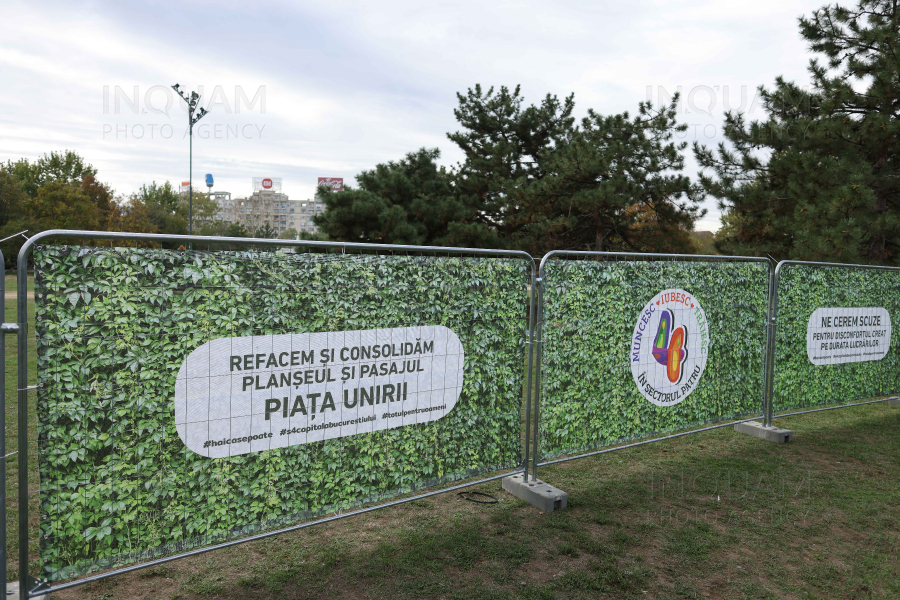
873;153;888;257
594;208;604;252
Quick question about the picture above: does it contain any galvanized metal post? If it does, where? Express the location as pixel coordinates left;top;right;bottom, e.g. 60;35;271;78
0;249;5;600
0;252;22;600
522;272;537;482
531;277;544;481
763;263;782;427
17;250;29;600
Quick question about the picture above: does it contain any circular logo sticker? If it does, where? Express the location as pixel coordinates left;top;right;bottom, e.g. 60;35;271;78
630;288;710;407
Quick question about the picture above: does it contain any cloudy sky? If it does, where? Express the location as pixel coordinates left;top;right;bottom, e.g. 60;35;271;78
1;0;827;231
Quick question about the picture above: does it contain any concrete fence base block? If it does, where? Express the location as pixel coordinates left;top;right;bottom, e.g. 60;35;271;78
6;581;49;599
888;398;900;407
502;473;568;512
735;421;793;443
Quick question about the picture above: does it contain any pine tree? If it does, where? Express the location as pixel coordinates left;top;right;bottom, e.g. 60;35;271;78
317;87;702;254
448;85;575;248
521;97;703;254
696;0;900;263
315;148;464;245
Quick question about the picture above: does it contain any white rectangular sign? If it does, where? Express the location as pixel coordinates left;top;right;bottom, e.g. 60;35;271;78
175;326;464;457
806;307;891;366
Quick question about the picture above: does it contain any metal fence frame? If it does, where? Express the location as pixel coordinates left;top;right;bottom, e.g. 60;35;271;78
7;229;539;599
764;260;900;426
531;250;775;477
6;234;900;598
1;249;9;595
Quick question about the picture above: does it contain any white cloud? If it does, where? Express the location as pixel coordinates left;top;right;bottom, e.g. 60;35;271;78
0;0;827;231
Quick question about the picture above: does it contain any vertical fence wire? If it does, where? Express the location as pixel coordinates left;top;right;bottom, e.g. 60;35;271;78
17;248;31;600
0;251;5;599
522;273;537;483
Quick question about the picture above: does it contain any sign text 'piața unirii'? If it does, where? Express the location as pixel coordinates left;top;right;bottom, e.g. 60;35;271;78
175;326;464;457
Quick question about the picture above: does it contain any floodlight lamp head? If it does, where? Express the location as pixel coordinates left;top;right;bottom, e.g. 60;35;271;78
172;83;180;91
191;91;199;100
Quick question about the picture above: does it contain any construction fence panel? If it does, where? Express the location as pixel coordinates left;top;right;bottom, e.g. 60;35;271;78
29;239;532;583
538;253;771;462
771;262;900;414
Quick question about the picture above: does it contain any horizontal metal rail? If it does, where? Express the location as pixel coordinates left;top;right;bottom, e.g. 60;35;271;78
538;249;771;273
772;396;899;420
775;260;900;273
38;468;523;596
19;229;536;266
537;415;765;467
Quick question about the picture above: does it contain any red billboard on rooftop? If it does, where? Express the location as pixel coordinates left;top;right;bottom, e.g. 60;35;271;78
318;177;343;192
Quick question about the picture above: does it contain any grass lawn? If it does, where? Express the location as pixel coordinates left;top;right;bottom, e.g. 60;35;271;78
4;273;900;599
43;402;900;600
4;275;39;584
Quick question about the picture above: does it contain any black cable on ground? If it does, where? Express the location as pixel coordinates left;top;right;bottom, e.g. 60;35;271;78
457;491;498;504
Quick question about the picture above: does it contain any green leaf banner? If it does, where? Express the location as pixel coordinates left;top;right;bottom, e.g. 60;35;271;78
773;264;900;412
539;258;770;460
34;246;530;581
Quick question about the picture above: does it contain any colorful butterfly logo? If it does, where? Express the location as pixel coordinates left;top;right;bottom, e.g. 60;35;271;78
651;309;688;384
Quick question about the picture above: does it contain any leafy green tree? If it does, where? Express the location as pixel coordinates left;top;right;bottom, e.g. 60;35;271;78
130;182;183;233
126;181;217;235
253;223;278;239
4;150;97;198
80;172;115;227
3;150;116;231
109;196;157;235
0;170;26;228
315;149;464;245
0;172;32;266
224;223;250;238
695;0;900;263
24;181;104;231
277;227;298;240
314;87;701;254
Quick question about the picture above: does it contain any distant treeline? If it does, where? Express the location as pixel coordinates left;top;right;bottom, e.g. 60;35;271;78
0;151;300;267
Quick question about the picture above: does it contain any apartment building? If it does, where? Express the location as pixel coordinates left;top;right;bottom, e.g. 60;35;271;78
213;178;325;236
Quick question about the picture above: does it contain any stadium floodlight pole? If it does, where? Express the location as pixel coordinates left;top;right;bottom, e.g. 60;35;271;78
171;84;209;237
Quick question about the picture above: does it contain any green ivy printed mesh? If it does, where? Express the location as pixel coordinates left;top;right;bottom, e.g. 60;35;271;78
539;258;769;460
773;264;900;411
34;245;529;581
